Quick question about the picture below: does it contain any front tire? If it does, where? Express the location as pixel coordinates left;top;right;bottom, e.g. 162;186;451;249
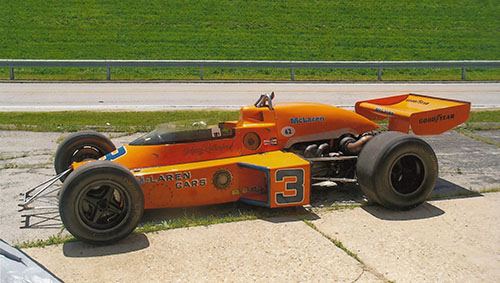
59;161;144;245
356;132;438;210
55;131;116;182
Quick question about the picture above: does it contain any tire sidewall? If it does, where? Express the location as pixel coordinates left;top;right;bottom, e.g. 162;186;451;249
59;161;143;245
55;131;116;181
372;138;438;209
357;132;438;210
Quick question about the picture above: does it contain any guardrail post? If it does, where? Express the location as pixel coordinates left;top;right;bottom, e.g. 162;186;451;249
107;68;111;80
10;67;14;80
200;67;204;80
291;68;295;81
378;68;382;81
462;68;466;80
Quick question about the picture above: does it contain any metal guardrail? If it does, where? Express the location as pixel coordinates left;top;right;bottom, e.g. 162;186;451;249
1;59;499;81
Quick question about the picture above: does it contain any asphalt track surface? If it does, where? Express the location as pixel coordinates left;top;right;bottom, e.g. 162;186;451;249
0;82;499;111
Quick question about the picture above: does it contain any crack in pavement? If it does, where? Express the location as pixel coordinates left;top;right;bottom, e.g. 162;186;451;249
302;219;391;282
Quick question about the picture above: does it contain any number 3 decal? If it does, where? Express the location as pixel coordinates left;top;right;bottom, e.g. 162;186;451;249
275;169;305;205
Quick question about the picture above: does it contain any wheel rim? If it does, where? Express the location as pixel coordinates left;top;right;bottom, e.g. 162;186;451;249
390;154;425;195
76;180;131;231
71;145;105;163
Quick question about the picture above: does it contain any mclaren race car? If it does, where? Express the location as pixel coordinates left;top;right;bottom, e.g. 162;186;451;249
20;93;470;244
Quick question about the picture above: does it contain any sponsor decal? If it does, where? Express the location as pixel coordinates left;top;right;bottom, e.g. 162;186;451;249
103;146;127;161
250;186;264;192
375;107;394;116
407;99;430;105
137;171;207;189
233;186;259;196
419;113;455;124
263;138;278;146
184;142;234;156
281;126;295;137
290;116;325;124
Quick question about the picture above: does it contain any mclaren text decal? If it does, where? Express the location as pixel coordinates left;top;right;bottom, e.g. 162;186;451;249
137;171;207;189
290;116;325;124
375;107;394;116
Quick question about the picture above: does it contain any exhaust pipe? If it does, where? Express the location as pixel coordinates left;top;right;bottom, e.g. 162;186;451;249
341;135;373;155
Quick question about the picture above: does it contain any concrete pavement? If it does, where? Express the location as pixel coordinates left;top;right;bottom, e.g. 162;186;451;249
0;128;499;282
23;193;500;282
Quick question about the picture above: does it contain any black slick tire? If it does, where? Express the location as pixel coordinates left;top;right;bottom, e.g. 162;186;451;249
55;131;116;182
356;131;438;210
59;161;144;245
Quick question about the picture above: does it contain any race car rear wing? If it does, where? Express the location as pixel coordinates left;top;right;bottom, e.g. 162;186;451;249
355;94;471;135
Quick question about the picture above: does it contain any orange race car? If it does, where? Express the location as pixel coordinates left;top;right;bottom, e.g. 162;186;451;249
20;93;470;244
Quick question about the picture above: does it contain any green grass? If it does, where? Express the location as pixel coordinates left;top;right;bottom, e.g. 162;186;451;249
0;110;239;132
1;0;499;80
468;110;500;124
303;219;364;264
1;67;499;81
462;110;500;131
0;110;498;133
456;129;500;148
16;204;309;249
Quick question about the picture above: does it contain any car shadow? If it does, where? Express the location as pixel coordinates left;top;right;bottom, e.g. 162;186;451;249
362;202;445;221
62;234;150;258
430;178;482;200
34;177;484;252
310;182;446;221
140;177;482;232
20;209;62;230
362;177;483;221
310;182;365;208
141;201;320;226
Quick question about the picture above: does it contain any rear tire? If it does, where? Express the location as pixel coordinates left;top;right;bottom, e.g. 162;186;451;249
55;131;115;182
356;132;438;210
59;161;144;245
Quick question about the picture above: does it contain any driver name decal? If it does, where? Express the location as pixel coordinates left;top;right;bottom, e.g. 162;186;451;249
184;142;234;156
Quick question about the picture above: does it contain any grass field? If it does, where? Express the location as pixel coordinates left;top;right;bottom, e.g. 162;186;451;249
1;0;499;80
0;110;240;132
0;110;497;133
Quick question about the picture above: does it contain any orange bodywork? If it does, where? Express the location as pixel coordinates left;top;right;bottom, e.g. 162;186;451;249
71;94;469;209
132;151;310;209
355;94;471;135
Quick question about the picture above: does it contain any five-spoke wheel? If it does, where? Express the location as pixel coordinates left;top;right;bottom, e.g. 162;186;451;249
59;161;144;245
